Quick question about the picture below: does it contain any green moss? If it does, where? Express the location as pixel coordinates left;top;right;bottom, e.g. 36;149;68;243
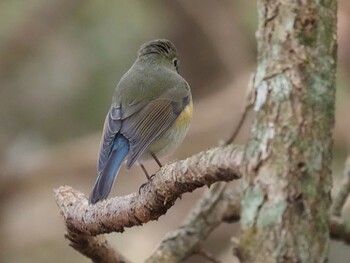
257;201;287;227
315;207;329;234
318;9;336;49
241;185;265;229
299;26;317;47
300;174;317;198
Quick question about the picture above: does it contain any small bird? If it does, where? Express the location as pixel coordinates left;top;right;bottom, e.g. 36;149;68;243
89;39;193;204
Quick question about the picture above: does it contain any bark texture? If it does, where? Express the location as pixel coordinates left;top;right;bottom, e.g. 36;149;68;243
238;0;337;262
65;233;130;263
145;181;242;263
55;145;243;234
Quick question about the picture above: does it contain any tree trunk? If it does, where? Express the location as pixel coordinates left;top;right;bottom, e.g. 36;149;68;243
238;0;337;262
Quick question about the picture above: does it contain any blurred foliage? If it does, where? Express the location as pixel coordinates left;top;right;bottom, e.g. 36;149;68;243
0;0;260;165
1;1;350;263
0;1;164;148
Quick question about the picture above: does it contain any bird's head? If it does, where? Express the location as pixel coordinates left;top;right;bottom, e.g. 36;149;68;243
137;39;179;73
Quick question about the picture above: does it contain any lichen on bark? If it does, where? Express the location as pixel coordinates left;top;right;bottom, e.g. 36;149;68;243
238;0;337;262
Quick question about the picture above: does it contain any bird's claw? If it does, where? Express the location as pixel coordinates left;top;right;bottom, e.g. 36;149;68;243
138;174;156;195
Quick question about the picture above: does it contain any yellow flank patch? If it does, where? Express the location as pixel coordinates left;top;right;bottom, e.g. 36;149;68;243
175;100;193;127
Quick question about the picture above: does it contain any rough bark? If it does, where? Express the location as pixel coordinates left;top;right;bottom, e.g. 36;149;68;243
55;145;243;262
330;155;350;244
238;0;337;263
65;233;130;263
331;156;350;217
145;181;242;263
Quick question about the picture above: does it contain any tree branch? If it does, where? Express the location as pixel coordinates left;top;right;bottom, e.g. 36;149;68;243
196;249;222;263
55;142;350;263
65;232;131;263
224;73;255;145
329;216;350;244
238;0;337;261
331;156;350;217
54;144;244;262
145;181;242;263
329;155;350;245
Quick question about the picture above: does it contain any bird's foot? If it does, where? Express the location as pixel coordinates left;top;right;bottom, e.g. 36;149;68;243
138;174;156;195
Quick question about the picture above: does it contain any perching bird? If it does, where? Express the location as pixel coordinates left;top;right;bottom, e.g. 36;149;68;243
89;39;193;204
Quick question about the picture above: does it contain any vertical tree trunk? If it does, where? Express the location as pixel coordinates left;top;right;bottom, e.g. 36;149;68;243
238;0;337;262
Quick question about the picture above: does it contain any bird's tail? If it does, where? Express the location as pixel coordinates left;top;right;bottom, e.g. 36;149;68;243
89;134;129;204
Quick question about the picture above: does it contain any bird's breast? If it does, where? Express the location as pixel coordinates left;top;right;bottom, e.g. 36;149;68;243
175;99;193;128
145;99;193;159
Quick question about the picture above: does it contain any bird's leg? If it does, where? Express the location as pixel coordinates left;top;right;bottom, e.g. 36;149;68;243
139;163;150;180
151;152;162;168
138;162;156;194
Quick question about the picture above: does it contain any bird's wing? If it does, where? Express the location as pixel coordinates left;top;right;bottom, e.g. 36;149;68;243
121;93;190;169
97;101;146;174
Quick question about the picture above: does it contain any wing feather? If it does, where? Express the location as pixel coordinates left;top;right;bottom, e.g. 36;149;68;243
121;99;182;168
97;107;121;174
98;76;190;173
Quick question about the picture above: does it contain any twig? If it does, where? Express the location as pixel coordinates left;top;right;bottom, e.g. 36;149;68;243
54;145;244;262
145;181;242;263
328;155;350;245
329;216;350;244
197;249;221;263
225;74;255;145
330;156;350;217
65;232;131;263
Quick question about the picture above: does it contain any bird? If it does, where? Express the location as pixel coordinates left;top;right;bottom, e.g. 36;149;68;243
89;39;193;204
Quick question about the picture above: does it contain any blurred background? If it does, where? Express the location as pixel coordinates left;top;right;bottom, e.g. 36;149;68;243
0;1;349;262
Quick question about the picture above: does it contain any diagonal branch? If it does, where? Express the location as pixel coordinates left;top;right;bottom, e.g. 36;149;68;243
145;153;350;263
54;144;350;263
145;181;242;263
224;73;255;145
65;232;131;263
329;216;350;244
329;155;350;244
331;155;350;217
55;144;244;234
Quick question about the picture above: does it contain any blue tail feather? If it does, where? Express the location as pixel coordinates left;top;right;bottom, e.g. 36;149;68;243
89;134;129;204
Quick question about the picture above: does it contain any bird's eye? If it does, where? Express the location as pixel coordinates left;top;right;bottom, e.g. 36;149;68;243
173;58;179;72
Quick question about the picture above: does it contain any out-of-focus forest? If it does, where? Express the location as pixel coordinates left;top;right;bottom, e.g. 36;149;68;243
0;1;350;262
